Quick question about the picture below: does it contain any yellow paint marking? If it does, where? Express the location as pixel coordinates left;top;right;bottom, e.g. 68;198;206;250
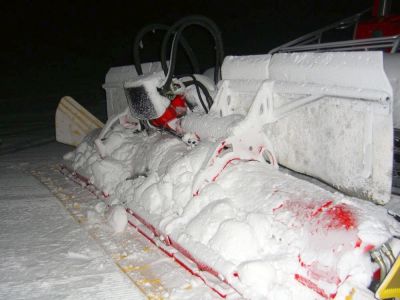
33;165;168;299
112;253;128;261
345;288;355;300
121;264;149;273
135;278;161;285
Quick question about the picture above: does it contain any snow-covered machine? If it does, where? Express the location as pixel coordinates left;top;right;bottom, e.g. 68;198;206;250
56;13;400;300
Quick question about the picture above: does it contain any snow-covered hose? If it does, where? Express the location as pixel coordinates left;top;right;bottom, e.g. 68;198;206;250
180;74;215;93
94;108;129;158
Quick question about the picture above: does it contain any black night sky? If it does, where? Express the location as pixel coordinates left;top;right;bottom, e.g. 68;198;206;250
0;0;369;151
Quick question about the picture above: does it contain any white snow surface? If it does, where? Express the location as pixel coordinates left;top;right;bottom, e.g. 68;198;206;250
65;121;400;300
1;143;221;300
0;144;145;300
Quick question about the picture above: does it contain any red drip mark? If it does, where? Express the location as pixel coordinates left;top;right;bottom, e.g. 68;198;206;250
295;274;335;299
324;204;355;230
216;141;227;155
233;272;240;278
272;203;284;212
364;244;375;252
311;200;333;217
211;158;240;182
354;238;362;248
298;255;308;268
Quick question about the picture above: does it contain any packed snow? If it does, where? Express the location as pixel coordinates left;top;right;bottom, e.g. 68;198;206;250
64;122;400;299
0;145;145;300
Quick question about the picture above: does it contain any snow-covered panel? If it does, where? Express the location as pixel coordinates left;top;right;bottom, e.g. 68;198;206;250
103;62;164;118
103;62;164;88
269;52;392;93
260;52;394;204
212;80;263;116
213;55;271;117
124;72;170;120
264;95;393;203
221;54;271;80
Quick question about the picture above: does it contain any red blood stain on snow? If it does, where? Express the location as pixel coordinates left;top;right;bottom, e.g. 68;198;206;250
216;141;226;155
311;200;333;217
354;238;375;252
272;203;284;212
211;158;240;182
274;199;356;231
324;204;355;230
364;244;375;252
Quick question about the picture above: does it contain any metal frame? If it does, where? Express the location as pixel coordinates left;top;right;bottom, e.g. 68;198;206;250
269;9;400;54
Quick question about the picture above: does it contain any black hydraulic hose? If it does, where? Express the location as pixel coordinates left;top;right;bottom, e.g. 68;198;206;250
183;80;208;113
163;15;224;67
162;16;223;82
183;79;213;113
189;75;206;110
133;23;200;75
188;76;213;109
161;16;224;92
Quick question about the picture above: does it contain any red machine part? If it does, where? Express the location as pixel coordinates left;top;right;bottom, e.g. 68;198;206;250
355;0;400;39
355;15;400;38
150;95;187;130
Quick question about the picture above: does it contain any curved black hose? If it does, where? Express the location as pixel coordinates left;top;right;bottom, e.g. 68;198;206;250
189;76;213;108
162;16;223;82
133;23;200;75
161;16;224;92
183;78;214;113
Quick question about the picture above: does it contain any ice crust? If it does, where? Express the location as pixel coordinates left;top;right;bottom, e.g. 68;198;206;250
65;122;400;300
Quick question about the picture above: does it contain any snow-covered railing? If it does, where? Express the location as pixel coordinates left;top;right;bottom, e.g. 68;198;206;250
270;35;400;54
269;8;400;54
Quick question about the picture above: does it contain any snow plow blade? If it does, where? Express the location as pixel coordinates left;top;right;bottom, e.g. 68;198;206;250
55;96;104;146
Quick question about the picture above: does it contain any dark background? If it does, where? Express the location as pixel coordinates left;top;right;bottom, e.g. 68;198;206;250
0;0;369;152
